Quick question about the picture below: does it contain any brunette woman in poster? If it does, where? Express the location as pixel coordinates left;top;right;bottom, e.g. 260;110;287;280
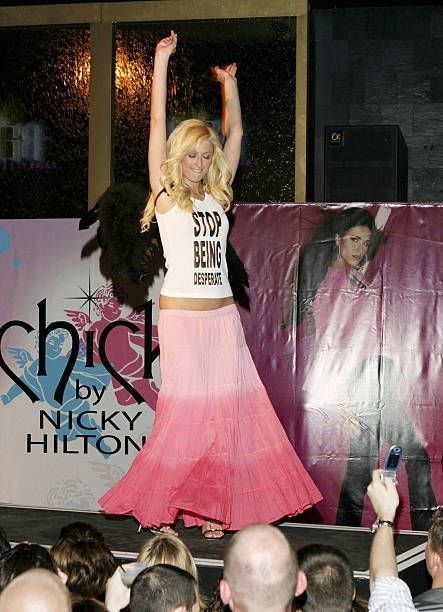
296;206;436;530
99;31;322;538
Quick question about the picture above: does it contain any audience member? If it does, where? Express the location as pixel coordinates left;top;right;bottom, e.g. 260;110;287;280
105;563;199;612
366;468;416;611
413;506;443;610
51;521;116;599
0;568;71;611
0;542;58;592
219;523;306;612
104;565;130;612
296;543;364;611
207;573;230;612
131;564;198;612
3;492;440;612
138;533;206;609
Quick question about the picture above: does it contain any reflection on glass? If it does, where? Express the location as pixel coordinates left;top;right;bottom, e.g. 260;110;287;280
115;19;296;202
0;27;90;218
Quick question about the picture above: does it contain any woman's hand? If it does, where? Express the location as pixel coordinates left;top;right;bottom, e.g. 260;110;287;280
105;566;130;612
211;63;237;84
155;30;177;59
149;30;177;195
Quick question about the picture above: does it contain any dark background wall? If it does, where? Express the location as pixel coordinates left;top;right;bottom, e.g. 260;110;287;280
2;1;443;204
311;4;443;202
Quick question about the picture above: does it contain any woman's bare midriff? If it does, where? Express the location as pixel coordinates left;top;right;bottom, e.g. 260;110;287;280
159;295;234;311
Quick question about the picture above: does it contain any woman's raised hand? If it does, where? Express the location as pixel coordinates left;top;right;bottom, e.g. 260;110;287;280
211;63;238;84
149;30;177;196
155;30;178;58
212;62;242;180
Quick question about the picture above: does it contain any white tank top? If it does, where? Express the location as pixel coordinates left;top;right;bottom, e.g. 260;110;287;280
156;193;233;298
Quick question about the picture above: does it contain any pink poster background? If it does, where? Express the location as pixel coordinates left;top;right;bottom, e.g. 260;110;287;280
0;207;441;530
230;203;442;530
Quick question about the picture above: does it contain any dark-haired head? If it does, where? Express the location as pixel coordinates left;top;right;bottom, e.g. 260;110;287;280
296;207;383;324
0;543;57;592
137;533;206;610
424;507;443;592
130;563;197;612
55;522;106;545
428;506;443;555
329;207;375;238
51;522;116;599
308;207;377;274
297;543;355;612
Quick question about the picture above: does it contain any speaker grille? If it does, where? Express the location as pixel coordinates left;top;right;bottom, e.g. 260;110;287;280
324;125;408;202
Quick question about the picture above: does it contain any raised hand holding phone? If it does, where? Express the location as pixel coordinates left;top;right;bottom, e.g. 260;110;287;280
381;445;402;485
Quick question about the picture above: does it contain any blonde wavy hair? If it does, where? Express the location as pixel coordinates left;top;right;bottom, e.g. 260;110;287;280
141;118;233;231
137;533;207;610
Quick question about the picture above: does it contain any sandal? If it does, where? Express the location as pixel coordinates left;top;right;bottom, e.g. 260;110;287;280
137;523;179;537
202;521;224;539
149;525;179;537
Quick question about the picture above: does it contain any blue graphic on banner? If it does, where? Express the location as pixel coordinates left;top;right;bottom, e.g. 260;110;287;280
1;331;112;458
0;227;20;268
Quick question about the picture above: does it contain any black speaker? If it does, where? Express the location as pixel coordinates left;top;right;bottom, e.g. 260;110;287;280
324;125;408;202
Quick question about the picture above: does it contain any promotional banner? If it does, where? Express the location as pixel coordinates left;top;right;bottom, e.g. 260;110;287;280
0;205;441;529
0;219;162;510
231;203;442;530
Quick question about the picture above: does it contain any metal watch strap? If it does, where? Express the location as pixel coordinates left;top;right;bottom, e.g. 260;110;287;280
371;519;394;533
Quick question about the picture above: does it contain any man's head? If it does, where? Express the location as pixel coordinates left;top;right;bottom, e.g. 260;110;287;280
130;564;197;612
0;568;71;612
220;524;306;612
425;507;443;587
297;544;355;612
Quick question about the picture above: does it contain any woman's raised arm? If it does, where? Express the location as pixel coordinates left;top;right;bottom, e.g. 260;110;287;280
212;63;243;182
148;31;177;197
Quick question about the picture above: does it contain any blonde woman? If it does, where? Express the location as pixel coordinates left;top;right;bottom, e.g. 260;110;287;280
137;534;206;610
99;31;322;539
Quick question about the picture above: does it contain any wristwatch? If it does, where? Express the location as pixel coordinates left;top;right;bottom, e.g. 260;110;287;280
371;518;394;533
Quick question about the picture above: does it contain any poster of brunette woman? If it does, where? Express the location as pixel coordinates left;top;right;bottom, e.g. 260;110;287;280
229;202;442;531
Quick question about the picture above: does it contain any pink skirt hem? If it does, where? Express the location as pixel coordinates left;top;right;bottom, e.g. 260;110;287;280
99;305;322;529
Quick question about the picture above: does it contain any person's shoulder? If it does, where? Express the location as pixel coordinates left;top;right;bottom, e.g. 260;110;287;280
155;189;175;215
368;577;416;612
413;587;443;609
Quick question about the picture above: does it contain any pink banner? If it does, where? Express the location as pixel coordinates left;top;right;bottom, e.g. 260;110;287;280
231;203;442;530
0;206;441;530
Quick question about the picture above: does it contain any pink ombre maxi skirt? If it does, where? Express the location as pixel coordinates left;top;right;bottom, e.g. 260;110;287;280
99;304;322;529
